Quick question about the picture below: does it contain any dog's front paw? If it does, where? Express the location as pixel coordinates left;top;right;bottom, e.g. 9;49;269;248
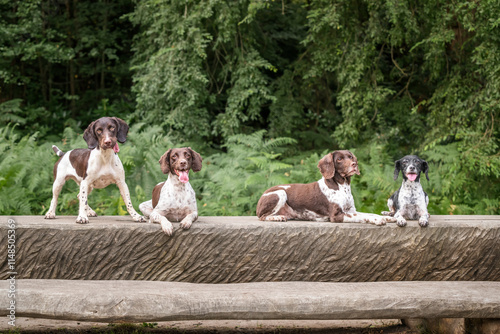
264;215;288;222
160;217;173;236
133;214;146;223
44;212;56;219
373;217;387;226
419;217;429;227
396;217;407;227
180;219;193;230
382;216;397;224
381;211;394;217
76;216;89;224
87;209;98;217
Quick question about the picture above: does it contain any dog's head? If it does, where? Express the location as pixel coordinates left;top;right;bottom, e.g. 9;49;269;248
159;147;202;183
393;155;429;182
318;150;360;180
83;117;129;151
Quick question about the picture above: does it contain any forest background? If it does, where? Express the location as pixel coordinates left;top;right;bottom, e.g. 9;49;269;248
1;0;499;217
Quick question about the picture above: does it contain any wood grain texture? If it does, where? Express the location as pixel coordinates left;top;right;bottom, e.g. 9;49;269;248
1;280;499;322
1;216;499;282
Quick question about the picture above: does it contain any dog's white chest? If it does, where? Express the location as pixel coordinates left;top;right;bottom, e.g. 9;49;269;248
318;178;355;212
157;177;197;221
400;182;426;204
87;154;123;188
90;175;115;188
398;181;427;219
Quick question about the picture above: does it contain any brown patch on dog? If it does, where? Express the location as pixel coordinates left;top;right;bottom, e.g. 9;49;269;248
329;203;345;222
189;147;203;172
318;153;335;179
256;192;280;221
152;182;165;208
69;149;91;179
159;150;172;174
53;158;62;180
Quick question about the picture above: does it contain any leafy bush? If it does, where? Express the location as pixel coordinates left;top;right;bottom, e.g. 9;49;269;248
196;130;296;215
1;124;496;217
0;0;499;217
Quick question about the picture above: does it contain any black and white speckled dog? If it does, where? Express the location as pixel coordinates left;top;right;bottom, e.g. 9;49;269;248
382;155;430;227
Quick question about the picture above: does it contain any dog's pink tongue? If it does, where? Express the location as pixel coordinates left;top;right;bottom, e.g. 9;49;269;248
113;143;120;153
407;173;417;182
179;171;189;183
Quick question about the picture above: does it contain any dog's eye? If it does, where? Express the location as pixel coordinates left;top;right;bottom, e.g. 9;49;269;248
185;153;191;158
96;129;102;134
109;126;115;131
337;157;343;162
403;160;408;163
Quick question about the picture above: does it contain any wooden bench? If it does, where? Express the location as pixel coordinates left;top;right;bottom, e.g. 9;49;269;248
1;280;499;323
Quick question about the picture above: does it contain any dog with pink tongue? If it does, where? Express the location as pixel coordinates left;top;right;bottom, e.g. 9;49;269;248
139;147;202;235
382;155;430;227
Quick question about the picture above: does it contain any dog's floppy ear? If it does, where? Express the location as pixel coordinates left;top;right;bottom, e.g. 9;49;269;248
159;149;172;174
83;120;98;149
422;159;430;181
113;117;129;143
393;159;402;180
318;152;335;179
188;147;202;172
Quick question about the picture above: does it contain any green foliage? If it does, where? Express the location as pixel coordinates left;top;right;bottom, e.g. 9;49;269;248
0;0;135;133
197;130;297;215
141;322;158;328
129;0;306;140
0;0;499;217
0;125;52;215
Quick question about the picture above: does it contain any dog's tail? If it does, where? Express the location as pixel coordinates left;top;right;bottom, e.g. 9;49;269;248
52;145;65;157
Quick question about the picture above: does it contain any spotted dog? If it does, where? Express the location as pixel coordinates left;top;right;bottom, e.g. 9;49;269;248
139;147;202;236
256;150;397;225
45;117;145;224
382;155;430;227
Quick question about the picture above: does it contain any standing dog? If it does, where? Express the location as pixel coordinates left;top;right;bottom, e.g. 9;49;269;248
257;150;396;225
382;155;430;227
44;117;145;224
139;147;202;236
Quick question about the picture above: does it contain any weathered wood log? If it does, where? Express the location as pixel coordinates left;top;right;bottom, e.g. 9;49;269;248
0;215;499;282
1;280;499;322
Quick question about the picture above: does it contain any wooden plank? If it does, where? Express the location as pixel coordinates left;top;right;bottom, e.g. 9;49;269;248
1;280;499;322
1;215;499;282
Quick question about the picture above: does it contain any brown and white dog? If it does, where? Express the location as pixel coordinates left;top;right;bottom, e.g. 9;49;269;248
44;117;145;224
256;150;397;225
139;147;202;235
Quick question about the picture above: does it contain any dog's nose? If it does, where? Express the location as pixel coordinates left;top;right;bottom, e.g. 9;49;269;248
351;162;357;167
104;139;112;146
409;165;415;171
180;160;187;167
